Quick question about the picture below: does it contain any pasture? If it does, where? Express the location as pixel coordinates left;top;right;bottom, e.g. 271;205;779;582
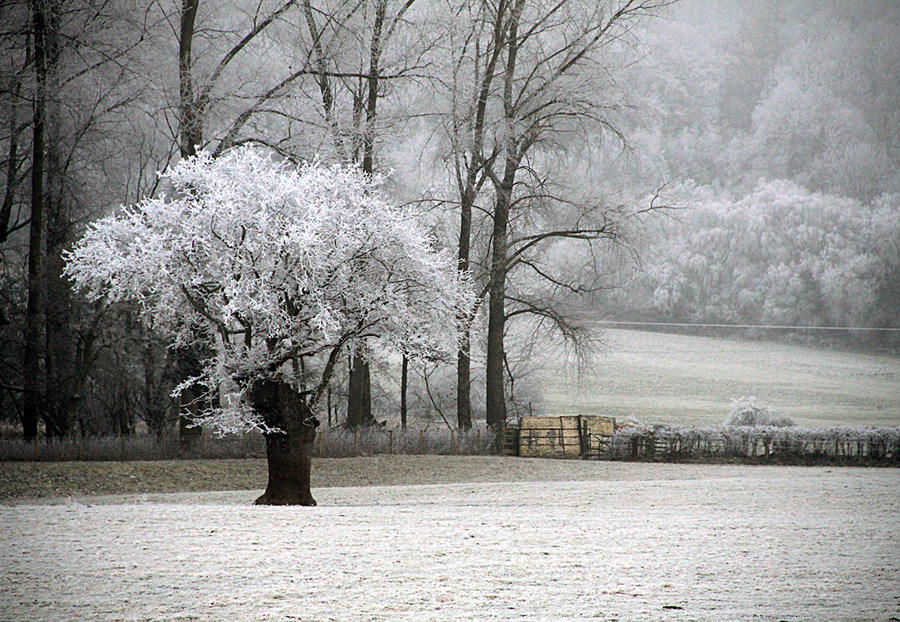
2;460;898;622
539;329;900;428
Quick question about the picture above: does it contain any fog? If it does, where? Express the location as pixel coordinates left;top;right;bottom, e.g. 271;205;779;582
631;0;900;200
590;0;900;349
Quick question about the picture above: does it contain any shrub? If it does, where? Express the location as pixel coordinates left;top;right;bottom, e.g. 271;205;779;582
607;423;900;463
724;396;794;427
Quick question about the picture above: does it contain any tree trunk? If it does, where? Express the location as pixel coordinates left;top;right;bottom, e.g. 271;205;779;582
457;340;472;429
400;354;408;429
179;0;201;158
22;0;52;440
485;0;524;429
453;2;506;429
485;166;518;428
346;0;387;429
43;169;74;438
0;78;22;244
485;168;519;427
248;378;319;506
456;184;474;430
484;176;513;427
484;237;507;427
176;344;205;443
346;352;374;427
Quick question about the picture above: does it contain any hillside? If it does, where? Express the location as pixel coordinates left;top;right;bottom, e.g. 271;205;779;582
539;329;900;428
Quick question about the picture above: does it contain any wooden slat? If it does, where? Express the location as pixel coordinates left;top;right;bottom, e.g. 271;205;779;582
517;415;616;459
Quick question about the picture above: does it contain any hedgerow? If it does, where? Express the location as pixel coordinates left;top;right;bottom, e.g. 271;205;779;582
609;423;900;464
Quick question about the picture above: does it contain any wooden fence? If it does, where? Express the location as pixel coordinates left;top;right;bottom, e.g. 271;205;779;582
504;415;616;459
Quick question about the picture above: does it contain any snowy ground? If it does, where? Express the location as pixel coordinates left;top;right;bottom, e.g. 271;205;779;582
2;463;899;622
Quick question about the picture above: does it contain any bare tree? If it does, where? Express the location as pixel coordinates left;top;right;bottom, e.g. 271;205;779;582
438;0;674;427
175;0;303;158
20;0;55;439
296;0;428;427
0;0;157;437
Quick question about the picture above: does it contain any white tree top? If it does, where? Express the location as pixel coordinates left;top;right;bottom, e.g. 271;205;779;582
65;146;473;430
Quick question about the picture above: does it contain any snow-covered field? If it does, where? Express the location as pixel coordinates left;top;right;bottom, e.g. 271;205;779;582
541;328;900;427
3;463;899;622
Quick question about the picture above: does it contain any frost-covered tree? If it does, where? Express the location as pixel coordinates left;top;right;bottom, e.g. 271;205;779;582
433;0;674;428
65;146;472;505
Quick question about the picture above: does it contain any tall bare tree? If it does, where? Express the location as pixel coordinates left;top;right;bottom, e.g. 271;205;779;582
297;0;423;427
439;0;674;427
20;0;55;438
1;0;155;437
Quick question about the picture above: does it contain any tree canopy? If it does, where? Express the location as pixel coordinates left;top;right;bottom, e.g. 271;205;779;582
64;146;473;432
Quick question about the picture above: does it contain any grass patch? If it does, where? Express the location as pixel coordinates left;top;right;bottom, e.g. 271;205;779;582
539;329;900;427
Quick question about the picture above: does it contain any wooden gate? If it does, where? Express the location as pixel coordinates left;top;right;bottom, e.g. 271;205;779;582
517;415;615;459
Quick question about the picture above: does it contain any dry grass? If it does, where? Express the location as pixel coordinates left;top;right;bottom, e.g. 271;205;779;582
0;455;638;502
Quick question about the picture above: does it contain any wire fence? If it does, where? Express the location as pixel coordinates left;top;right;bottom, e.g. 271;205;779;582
0;425;498;462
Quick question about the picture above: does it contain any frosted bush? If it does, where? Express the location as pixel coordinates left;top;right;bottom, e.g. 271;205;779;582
607;421;899;462
724;396;793;427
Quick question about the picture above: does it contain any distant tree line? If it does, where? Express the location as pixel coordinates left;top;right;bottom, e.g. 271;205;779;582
600;181;900;349
588;0;900;350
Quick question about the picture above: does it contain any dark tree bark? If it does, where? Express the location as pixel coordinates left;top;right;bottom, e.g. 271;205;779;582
346;353;374;427
172;0;208;440
456;179;474;429
178;0;201;158
248;378;319;506
400;354;408;429
42;167;77;437
173;342;210;442
22;0;53;440
346;0;387;428
451;0;508;430
484;152;523;428
0;78;22;245
484;0;524;429
360;0;386;176
484;176;511;428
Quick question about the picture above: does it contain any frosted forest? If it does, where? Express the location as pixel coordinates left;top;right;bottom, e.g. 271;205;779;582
2;0;899;441
3;2;900;619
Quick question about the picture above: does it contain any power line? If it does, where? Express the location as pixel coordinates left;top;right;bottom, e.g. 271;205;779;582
595;320;900;332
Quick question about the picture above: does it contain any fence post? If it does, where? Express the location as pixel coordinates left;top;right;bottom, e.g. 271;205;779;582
450;430;456;455
33;435;39;461
353;429;359;456
419;429;424;455
389;430;394;455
